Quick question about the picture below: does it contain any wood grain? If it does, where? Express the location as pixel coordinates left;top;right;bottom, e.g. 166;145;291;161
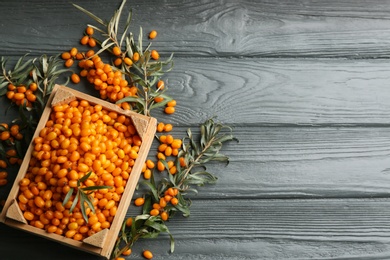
150;58;390;125
138;126;390;199
3;198;390;259
0;0;389;259
1;0;390;58
4;57;390;125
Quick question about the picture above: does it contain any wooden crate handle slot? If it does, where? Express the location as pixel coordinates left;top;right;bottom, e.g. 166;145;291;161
51;86;77;107
5;200;27;224
83;228;108;248
130;115;149;140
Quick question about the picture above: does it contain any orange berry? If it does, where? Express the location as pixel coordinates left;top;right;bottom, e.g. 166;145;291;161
64;59;74;68
170;197;179;206
154;96;164;103
143;250;153;259
164;106;175;114
26;93;36;102
113;46;121;56
134;197;145;206
6;91;14;100
61;52;71;60
157;122;165;132
160;211;168;221
114;58;122;66
132;52;140;62
151;50;159;60
167;100;177;107
80;35;89;45
70;47;78;57
0;160;6;168
149;30;157;39
149;209;159;216
71;73;80;84
122;248;132;256
146;159;155;169
156;80;164;90
163;123;173;132
88;38;96;47
157;161;165;172
29;83;38;91
86;26;94;35
13;93;25;100
124;57;133;66
143;169;151;180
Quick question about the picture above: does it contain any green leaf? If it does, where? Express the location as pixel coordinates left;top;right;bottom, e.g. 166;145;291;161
62;187;74;206
79;171;92;183
69;191;80;213
81;185;112;191
73;3;107;26
141;180;159;201
142;196;152;215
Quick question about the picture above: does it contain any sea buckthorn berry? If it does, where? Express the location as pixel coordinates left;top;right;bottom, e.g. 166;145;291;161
146;159;155;169
86;26;94;35
166;135;174;144
61;52;71;60
134;197;145;206
163;123;173;132
126;218;133;227
143;169;151;180
157;161;165;172
150;209;159;216
80;35;89;45
143;250;153;259
154;96;164;103
149;30;157;39
132;52;140;62
114;58;122;66
88;38;97;47
71;73;80;84
29;83;38;91
167;188;175;197
167;100;177;107
0;179;7;186
156;80;164;90
0;160;7;168
160;211;168;221
113;46;121;56
124;57;133;66
164;106;175;114
65;59;74;68
157;122;165;132
70;47;78;57
122;248;132;256
151;50;159;60
170;197;179;206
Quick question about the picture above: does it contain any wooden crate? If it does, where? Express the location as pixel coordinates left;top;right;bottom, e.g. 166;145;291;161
0;85;157;259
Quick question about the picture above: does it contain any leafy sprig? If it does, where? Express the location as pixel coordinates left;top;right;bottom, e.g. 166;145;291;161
111;118;237;259
63;171;111;223
73;0;174;116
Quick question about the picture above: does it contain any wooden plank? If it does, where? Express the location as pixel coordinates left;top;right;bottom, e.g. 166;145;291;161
1;0;390;58
3;198;390;259
150;58;390;125
138;126;390;199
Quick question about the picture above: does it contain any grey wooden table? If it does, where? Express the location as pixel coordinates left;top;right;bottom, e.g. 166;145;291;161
1;0;390;259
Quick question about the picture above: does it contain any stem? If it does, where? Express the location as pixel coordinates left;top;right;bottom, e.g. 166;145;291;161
177;136;215;188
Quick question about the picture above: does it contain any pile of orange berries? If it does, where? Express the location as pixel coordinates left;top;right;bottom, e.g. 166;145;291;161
17;99;141;240
5;82;38;107
78;53;136;110
0;123;23;187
